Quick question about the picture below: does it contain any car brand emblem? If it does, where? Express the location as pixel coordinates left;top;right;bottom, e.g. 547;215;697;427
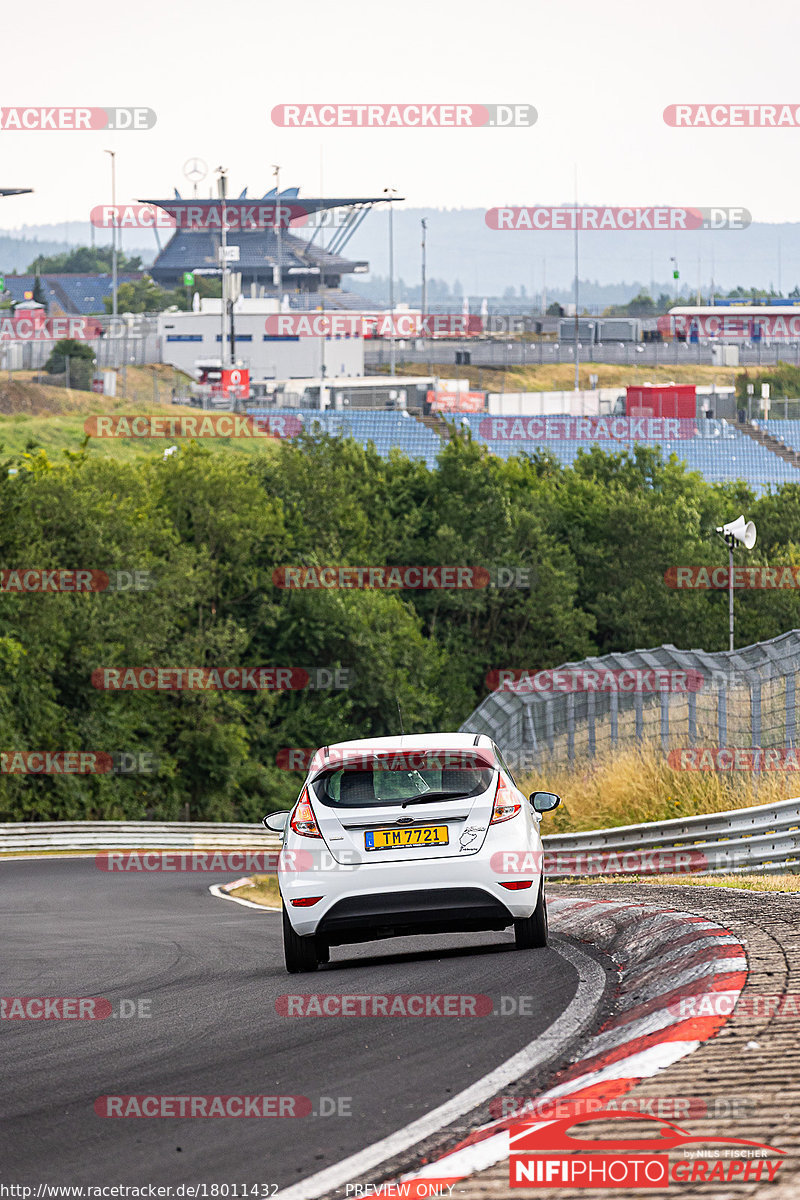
395;817;414;825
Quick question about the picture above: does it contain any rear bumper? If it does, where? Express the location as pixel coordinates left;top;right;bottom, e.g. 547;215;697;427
314;886;514;946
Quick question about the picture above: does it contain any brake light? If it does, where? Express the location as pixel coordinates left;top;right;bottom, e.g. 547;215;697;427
499;880;534;890
490;775;521;824
290;896;323;907
289;788;322;838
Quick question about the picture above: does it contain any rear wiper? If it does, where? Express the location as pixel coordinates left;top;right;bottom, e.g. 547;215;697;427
400;791;470;808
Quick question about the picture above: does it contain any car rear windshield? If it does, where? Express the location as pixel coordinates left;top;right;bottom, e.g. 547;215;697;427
314;766;496;807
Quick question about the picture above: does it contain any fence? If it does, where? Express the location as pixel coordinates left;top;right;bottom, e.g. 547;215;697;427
461;630;800;771
365;341;800;370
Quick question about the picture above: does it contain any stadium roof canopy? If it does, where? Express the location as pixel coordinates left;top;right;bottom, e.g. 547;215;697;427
141;187;393;290
139;195;393;218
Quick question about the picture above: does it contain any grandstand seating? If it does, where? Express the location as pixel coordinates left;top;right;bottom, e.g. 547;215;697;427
0;273;141;314
761;420;800;455
448;413;799;494
245;408;800;492
246;408;443;469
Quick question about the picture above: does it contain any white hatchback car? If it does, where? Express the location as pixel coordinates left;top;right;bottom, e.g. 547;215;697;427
263;732;560;973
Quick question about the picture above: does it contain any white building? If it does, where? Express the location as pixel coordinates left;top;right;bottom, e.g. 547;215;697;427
157;297;364;383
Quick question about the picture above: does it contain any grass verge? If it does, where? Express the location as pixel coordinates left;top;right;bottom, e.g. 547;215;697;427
0;368;281;462
385;361;737;393
552;873;800;892
227;874;282;907
518;744;794;834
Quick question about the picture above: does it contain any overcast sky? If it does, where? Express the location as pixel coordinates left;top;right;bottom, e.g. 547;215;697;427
2;0;799;231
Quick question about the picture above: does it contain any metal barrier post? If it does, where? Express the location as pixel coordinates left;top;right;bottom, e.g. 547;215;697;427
567;693;575;764
660;691;670;752
787;673;797;747
751;679;762;749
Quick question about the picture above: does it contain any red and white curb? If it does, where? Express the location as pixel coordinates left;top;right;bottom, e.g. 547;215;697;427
377;897;747;1197
209;876;281;911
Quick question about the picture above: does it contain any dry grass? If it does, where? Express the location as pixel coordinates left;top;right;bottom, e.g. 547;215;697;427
0;366;192;414
556;873;800;892
386;361;735;394
0;367;282;462
228;874;282;908
519;743;795;834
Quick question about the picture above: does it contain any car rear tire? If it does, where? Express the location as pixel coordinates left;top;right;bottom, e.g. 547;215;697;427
513;879;548;949
282;905;320;973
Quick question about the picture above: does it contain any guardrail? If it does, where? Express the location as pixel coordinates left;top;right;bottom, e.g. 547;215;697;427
0;822;281;853
0;799;797;874
543;795;800;875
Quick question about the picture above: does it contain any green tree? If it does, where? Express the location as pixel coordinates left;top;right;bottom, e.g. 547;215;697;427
104;275;182;314
27;245;143;274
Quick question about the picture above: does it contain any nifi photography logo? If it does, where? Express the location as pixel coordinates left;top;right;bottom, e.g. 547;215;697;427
507;1109;785;1188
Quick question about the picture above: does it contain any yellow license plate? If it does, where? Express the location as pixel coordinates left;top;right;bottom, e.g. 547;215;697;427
364;825;449;851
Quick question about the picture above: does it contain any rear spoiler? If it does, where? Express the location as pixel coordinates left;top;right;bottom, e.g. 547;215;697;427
306;745;497;781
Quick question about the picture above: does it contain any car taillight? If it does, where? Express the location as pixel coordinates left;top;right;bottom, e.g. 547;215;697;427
290;896;323;907
490;775;521;825
289;788;322;838
499;880;534;890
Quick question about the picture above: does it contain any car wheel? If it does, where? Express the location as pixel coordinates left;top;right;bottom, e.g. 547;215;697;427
513;879;548;949
316;939;330;965
282;904;320;973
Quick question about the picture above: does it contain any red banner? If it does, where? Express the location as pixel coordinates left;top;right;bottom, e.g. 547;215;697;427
428;391;485;412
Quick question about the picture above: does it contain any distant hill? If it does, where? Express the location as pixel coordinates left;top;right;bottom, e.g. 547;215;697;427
342;209;800;301
3;210;798;303
0;225;154;274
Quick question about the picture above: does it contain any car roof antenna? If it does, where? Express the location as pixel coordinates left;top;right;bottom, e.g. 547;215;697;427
396;697;405;735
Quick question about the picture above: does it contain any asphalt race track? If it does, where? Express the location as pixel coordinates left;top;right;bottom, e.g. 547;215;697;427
0;859;590;1190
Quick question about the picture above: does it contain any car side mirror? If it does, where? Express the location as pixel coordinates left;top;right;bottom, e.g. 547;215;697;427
531;791;561;813
263;811;290;832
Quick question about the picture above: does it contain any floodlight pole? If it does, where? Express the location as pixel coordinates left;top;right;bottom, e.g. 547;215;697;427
384;187;397;376
217;168;228;368
573;168;580;392
273;164;282;302
104;150;117;319
420;218;427;318
726;534;735;652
